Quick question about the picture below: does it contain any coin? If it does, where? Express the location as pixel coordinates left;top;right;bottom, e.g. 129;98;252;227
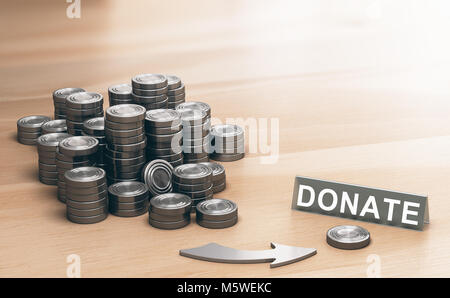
173;163;212;184
106;133;145;145
108;83;132;100
66;197;108;210
59;136;99;157
166;75;182;90
82;117;104;136
146;125;182;135
39;176;58;185
210;152;245;162
167;83;185;96
106;104;146;123
132;74;168;90
141;159;174;196
133;86;168;97
149;218;190;230
106;176;141;185
199;162;225;182
41;120;67;134
146;151;183;162
145;109;181;127
183;156;210;164
176;101;211;118
109;206;147;217
53;87;85;103
56;148;92;162
326;225;370;250
210;124;244;142
212;182;226;193
105;148;144;159
37;133;71;152
106;162;146;174
168;93;185;102
64;167;106;188
65;106;103;117
196;198;237;221
66;183;107;195
104;155;146;166
179;109;208;126
132;93;168;104
178;185;213;199
149;193;192;216
17;115;51;132
108;181;149;202
66;212;107;224
109;199;148;211
39;162;57;172
146;131;182;144
146;146;182;156
104;126;144;138
66;92;103;109
149;211;190;222
105;119;144;130
67;205;108;217
197;216;238;229
172;180;212;192
66;190;108;202
107;139;146;152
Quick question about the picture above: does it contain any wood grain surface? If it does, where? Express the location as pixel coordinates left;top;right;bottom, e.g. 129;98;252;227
1;0;450;277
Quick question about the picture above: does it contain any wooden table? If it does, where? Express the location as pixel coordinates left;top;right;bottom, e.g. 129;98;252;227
1;0;449;277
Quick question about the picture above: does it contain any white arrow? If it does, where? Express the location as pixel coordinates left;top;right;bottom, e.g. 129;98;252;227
180;242;317;268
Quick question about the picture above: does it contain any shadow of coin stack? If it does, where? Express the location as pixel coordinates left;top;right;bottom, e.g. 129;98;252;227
200;162;226;193
52;88;85;120
82;117;106;170
41;119;67;135
108;181;149;217
108;83;133;106
145;109;183;168
172;163;214;212
56;136;98;203
131;74;168;111
65;167;108;224
65;92;104;136
104;104;147;185
17;115;51;145
166;75;186;109
37;133;71;185
149;193;192;229
209;124;245;162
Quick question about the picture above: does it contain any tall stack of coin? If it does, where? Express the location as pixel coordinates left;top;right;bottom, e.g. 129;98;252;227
196;199;238;229
41;119;67;135
166;75;186;109
17;115;51;145
145;109;183;168
200;162;226;193
105;104;147;185
149;193;192;230
65;167;108;224
108;181;149;217
179;108;210;163
131;74;168;110
65;92;104;136
209;124;245;162
37;133;71;185
53;88;85;119
82;117;106;169
172;163;213;211
56;136;98;203
108;83;133;106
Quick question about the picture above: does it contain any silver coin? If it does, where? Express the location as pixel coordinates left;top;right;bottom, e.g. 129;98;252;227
106;104;146;123
149;217;190;230
172;180;212;192
183;156;210;164
105;147;144;159
197;216;238;229
145;125;182;135
105;126;144;138
149;193;192;216
59;136;99;157
141;159;174;195
39;176;58;185
66;212;107;224
166;75;182;90
65;106;103;116
41;120;67;134
179;184;213;199
106;162;146;174
18;131;42;139
169;157;184;168
167;83;185;96
182;135;211;147
210;124;244;142
109;98;133;106
147;137;182;148
326;225;370;250
145;109;181;128
146;130;182;144
176;101;211;117
67;190;108;202
108;181;149;201
182;144;211;154
132;74;168;90
66;92;103;109
39;162;57;172
66;183;107;195
132;93;168;104
53;87;85;103
209;152;245;162
212;182;226;193
179;109;208;126
109;206;147;217
141;101;169;111
147;151;183;162
133;86;168;97
104;155;146;166
104;119;144;130
37;133;71;152
173;163;212;184
38;149;57;159
199;162;225;182
146;146;182;156
107;139;146;152
66;197;107;210
67;205;108;217
64;166;106;188
212;146;245;155
196;198;237;221
149;211;190;222
82;117;104;136
56;148;92;162
168;93;186;102
109;199;148;211
106;133;145;145
108;83;132;99
17;115;51;132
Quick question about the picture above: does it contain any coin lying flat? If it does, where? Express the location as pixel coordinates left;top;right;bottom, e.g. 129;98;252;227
173;163;212;185
199;162;225;182
108;83;132;99
59;136;99;157
106;104;146;123
66;212;107;224
83;117;104;136
211;124;244;142
141;159;174;196
196;198;237;221
132;74;168;90
37;133;71;151
53;88;85;103
176;102;211;118
133;86;168;97
109;206;147;217
64;166;106;188
197;216;238;229
41;120;67;134
150;193;192;216
212;182;226;193
108;181;149;202
167;83;185;96
66;197;107;210
145;109;181;127
166;75;182;90
149;218;190;230
17;115;51;132
210;152;245;162
179;109;208;126
149;211;190;222
326;225;370;250
66;92;103;109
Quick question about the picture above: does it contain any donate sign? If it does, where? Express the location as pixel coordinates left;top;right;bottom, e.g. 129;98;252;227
291;176;429;231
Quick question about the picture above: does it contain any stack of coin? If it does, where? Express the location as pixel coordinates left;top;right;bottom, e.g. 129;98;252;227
145;109;183;167
200;162;226;193
65;92;104;136
166;75;185;109
131;74;168;110
65;167;108;224
17;115;51;145
82;117;106;169
108;83;133;106
149;193;192;229
53;88;85;119
41;119;67;135
108;181;149;217
172;163;213;211
56;136;98;203
105;104;147;185
37;133;71;185
179;108;210;163
209;124;245;162
196;199;238;229
141;159;174;197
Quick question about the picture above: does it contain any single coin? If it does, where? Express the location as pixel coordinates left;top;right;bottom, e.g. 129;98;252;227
53;87;85;103
82;117;104;136
37;133;71;152
39;162;57;172
39;176;58;185
66;197;107;210
199;162;225;182
104;155;146;166
212;145;245;154
58;136;99;157
182;144;211;154
149;218;190;230
180;185;213;199
17;115;51;132
66;212;107;224
196;198;237;221
56;149;92;163
66;190;108;202
184;151;209;160
107;139;146;152
64;166;106;188
168;93;186;102
66;92;103;109
108;83;132;99
146;151;182;162
176;101;211;117
132;74;168;90
106;133;145;145
210;124;244;142
67;205;108;217
166;82;185;97
18;131;42;139
179;109;207;126
146;146;182;156
326;225;371;250
106;176;141;185
106;162;146;174
109;206;147;217
39;170;58;179
65;106;103;117
146;137;182;149
209;152;245;162
145;125;182;135
66;183;107;195
105;147;144;159
166;75;182;90
141;159;174;195
149;193;192;216
183;155;209;164
197;216;238;229
106;104;146;123
146;130;182;144
149;211;190;222
212;182;226;193
172;180;212;192
104;119;144;130
105;126;144;138
145;109;181;128
108;181;149;201
133;86;168;97
109;198;148;211
132;93;168;104
41;120;67;134
173;163;212;184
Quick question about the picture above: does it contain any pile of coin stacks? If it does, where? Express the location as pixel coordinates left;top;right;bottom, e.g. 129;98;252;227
131;74;168;110
65;92;104;136
178;109;210;164
145;109;183;168
108;181;149;217
56;136;98;203
201;162;226;193
37;133;71;185
166;75;186;109
82;117;106;169
149;193;192;230
209;124;245;162
17;115;51;145
172;163;213;211
41;119;67;135
196;198;238;229
105;104;147;185
65;167;108;224
52;88;85;120
108;84;133;106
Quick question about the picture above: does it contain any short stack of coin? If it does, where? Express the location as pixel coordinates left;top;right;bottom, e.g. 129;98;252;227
56;136;98;203
200;162;226;193
105;104;147;185
65;167;108;224
178;108;211;163
17;115;51;145
37;133;71;185
131;74;168;111
172;163;213;211
41;119;67;135
53;88;85;119
65;92;104;136
141;159;174;197
108;181;149;217
209;124;245;162
149;193;192;229
82;117;106;169
166;75;185;109
145;109;183;168
108;83;133;106
196;198;238;229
